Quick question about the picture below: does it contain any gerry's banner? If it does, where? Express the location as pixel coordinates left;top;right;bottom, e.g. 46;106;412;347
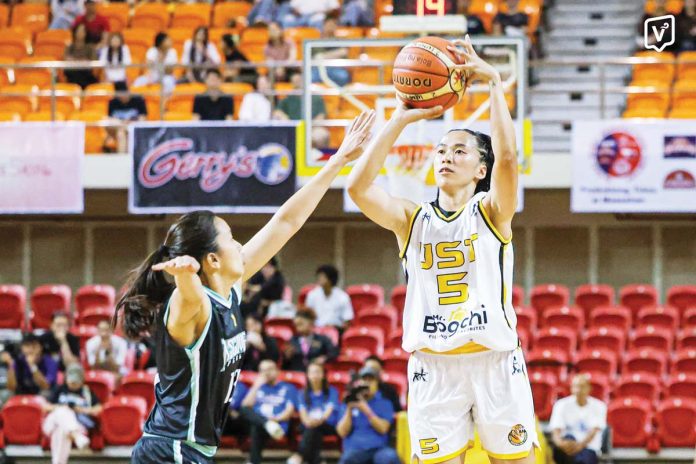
129;122;301;214
0;122;84;214
572;120;696;213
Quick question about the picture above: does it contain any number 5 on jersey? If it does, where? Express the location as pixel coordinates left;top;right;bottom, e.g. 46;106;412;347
419;236;477;305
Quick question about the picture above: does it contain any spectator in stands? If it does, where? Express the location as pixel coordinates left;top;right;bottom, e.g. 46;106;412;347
638;0;678;51
107;81;147;152
85;320;129;378
6;333;58;397
221;33;257;84
42;363;101;463
311;17;351;87
182;26;222;83
241;256;286;317
336;366;399;464
677;0;696;52
72;0;109;46
274;72;327;121
288;361;340;464
281;0;339;29
134;32;178;94
242;313;280;371
224;380;250;439
64;23;99;89
492;0;528;37
282;309;338;371
305;264;354;331
248;0;292;25
39;311;80;372
363;355;402;412
340;0;374;27
550;374;607;464
456;0;486;35
98;32;131;85
50;0;85;30
239;74;273;121
264;22;298;83
192;69;235;121
241;359;297;464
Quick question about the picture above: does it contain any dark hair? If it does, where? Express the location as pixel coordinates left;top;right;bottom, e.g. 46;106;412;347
267;256;279;268
365;355;383;367
245;312;265;329
190;26;209;64
447;128;494;193
295;308;317;323
114;80;128;93
115;211;220;340
154;32;169;49
222;33;236;51
107;32;124;64
316;264;339;287
21;333;40;345
304;361;329;410
206;68;222;79
51;311;70;322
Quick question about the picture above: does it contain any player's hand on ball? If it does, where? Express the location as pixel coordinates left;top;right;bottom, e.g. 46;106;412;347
392;101;444;125
333;110;376;164
448;34;501;85
152;255;200;276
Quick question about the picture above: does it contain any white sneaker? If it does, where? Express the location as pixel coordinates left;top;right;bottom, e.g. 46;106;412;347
264;420;285;440
72;432;90;450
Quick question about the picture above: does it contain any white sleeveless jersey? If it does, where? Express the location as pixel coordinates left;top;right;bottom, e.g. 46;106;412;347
401;191;519;354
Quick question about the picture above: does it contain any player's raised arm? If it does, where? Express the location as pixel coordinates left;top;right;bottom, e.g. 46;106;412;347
241;110;375;282
346;104;442;245
451;35;518;238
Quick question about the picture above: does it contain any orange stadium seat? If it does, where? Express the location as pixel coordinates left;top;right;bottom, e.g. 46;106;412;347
335;26;364;40
315;325;339;346
467;0;500;33
171;3;212;29
83;82;115;115
668;107;696;119
530;284;570;316
101;396;148;445
623;349;668;377
607;397;653;447
78;307;113;326
631;51;675;85
71;110;107;154
636;306;678;331
30;284;71;329
327;126;345;149
0;111;19;121
221;82;253;118
274;81;294;101
529;371;557;421
131;84;162;120
0;284;26;329
297;284;316;307
15;56;54;87
575;349;617;378
241;26;270;46
167;82;205;112
671;80;696;111
213;2;252;27
75;284;116;315
589;305;632;331
38;83;81;115
0;29;32;60
582;326;626;353
574;284;615;320
285;27;321;60
630;325;674;352
625;89;671;116
619;284;659;319
517;0;542;34
0;55;14;87
645;0;684;14
678;328;696;350
677;51;696;81
85;370;117;404
656;398;696;447
346;284;385;316
624;108;666;120
668;285;696;314
0;84;37;117
11;4;49;34
119;371;156;411
97;2;130;32
543;306;584;332
673;349;696;375
614;373;661;404
168;27;193;58
131;3;170;31
0;4;8;27
34;29;72;60
123;28;157;64
390;284;406;313
512;285;524;307
343;326;385;355
665;373;696;400
0;395;45;445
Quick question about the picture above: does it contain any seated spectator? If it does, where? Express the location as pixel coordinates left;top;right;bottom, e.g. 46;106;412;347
274;72;327;121
288;361;340;464
550;374;607;464
39;311;80;372
458;0;486;35
241;360;297;464
264;22;297;83
239;74;273;122
493;0;528;37
248;0;292;25
182;26;222;83
6;333;58;397
72;0;109;46
311;17;351;87
50;0;85;30
133;32;178;94
221;33;257;84
107;81;147;152
305;264;354;330
336;366;399;464
42;363;101;462
224;380;250;439
677;0;696;52
280;0;339;29
192;69;235;121
99;32;131;85
340;0;374;27
282;309;338;372
241;256;286;318
363;355;402;413
64;23;98;89
85;320;129;377
242;313;280;371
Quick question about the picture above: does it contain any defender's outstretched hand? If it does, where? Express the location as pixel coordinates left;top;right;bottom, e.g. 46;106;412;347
448;34;501;84
152;256;200;276
332;110;376;164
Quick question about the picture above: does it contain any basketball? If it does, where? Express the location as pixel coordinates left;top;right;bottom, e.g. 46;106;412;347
392;36;467;111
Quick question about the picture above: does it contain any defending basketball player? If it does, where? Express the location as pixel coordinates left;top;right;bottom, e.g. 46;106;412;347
347;36;537;464
116;110;374;464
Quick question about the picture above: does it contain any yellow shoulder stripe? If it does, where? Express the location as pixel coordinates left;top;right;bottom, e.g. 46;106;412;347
399;206;422;259
477;200;512;244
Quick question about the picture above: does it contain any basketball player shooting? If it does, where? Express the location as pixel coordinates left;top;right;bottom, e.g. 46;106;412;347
347;36;537;464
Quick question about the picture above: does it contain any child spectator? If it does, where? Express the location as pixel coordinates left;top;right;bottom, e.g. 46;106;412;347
134;32;178;94
39;311;80;372
242;313;280;372
6;333;58;396
192;69;235;121
305;264;354;330
64;23;98;89
181;26;222;83
239;74;273;122
99;32;131;85
282;309;338;372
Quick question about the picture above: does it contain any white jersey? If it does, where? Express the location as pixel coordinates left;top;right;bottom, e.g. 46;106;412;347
401;191;519;354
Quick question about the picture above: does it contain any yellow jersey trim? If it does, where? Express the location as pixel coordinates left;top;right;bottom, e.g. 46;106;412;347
420;342;490;355
432;202;467;222
420;440;475;464
477;200;512;244
484;448;533;460
399;206;422;259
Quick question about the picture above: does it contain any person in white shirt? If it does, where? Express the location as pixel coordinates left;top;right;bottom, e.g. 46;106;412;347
304;264;354;330
85;320;129;378
280;0;340;29
133;32;178;94
239;75;272;122
550;374;606;464
98;32;132;84
181;26;222;83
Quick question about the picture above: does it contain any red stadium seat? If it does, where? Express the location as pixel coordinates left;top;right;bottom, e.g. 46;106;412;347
574;284;615;320
100;396;148;445
382;347;409;374
279;370;306;391
315;325;339;346
527;348;570;383
514;306;536;334
30;284;72;329
0;284;26;329
543;306;584;332
575;349;618;378
355;306;397;337
607;397;653;447
614;373;661;404
673;349;696;375
619;284;658;319
119;370;156;411
512;285;524;307
636;306;679;331
346;284;385;316
78;306;113;327
684;308;696;328
381;371;407;408
630;325;674;352
623;349;669;377
0;395;45;444
656;398;696;447
239;370;258;386
517;326;531;351
342;326;384;355
387;328;403;350
265;317;295;333
529;371;557;420
84;370;117;404
75;284;115;316
329;357;363;373
327;370;352;398
297;284;316;307
667;285;696;315
535;327;577;358
70;325;97;351
584;372;611;402
391;285;406;313
666;373;696;400
530;284;570;316
582;326;626;353
677;328;696;350
589;305;631;332
266;325;293;350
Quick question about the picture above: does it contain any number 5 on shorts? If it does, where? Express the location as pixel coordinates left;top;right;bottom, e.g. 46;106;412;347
419;438;440;455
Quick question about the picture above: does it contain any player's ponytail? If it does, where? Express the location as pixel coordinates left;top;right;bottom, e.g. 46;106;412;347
462;129;494;194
